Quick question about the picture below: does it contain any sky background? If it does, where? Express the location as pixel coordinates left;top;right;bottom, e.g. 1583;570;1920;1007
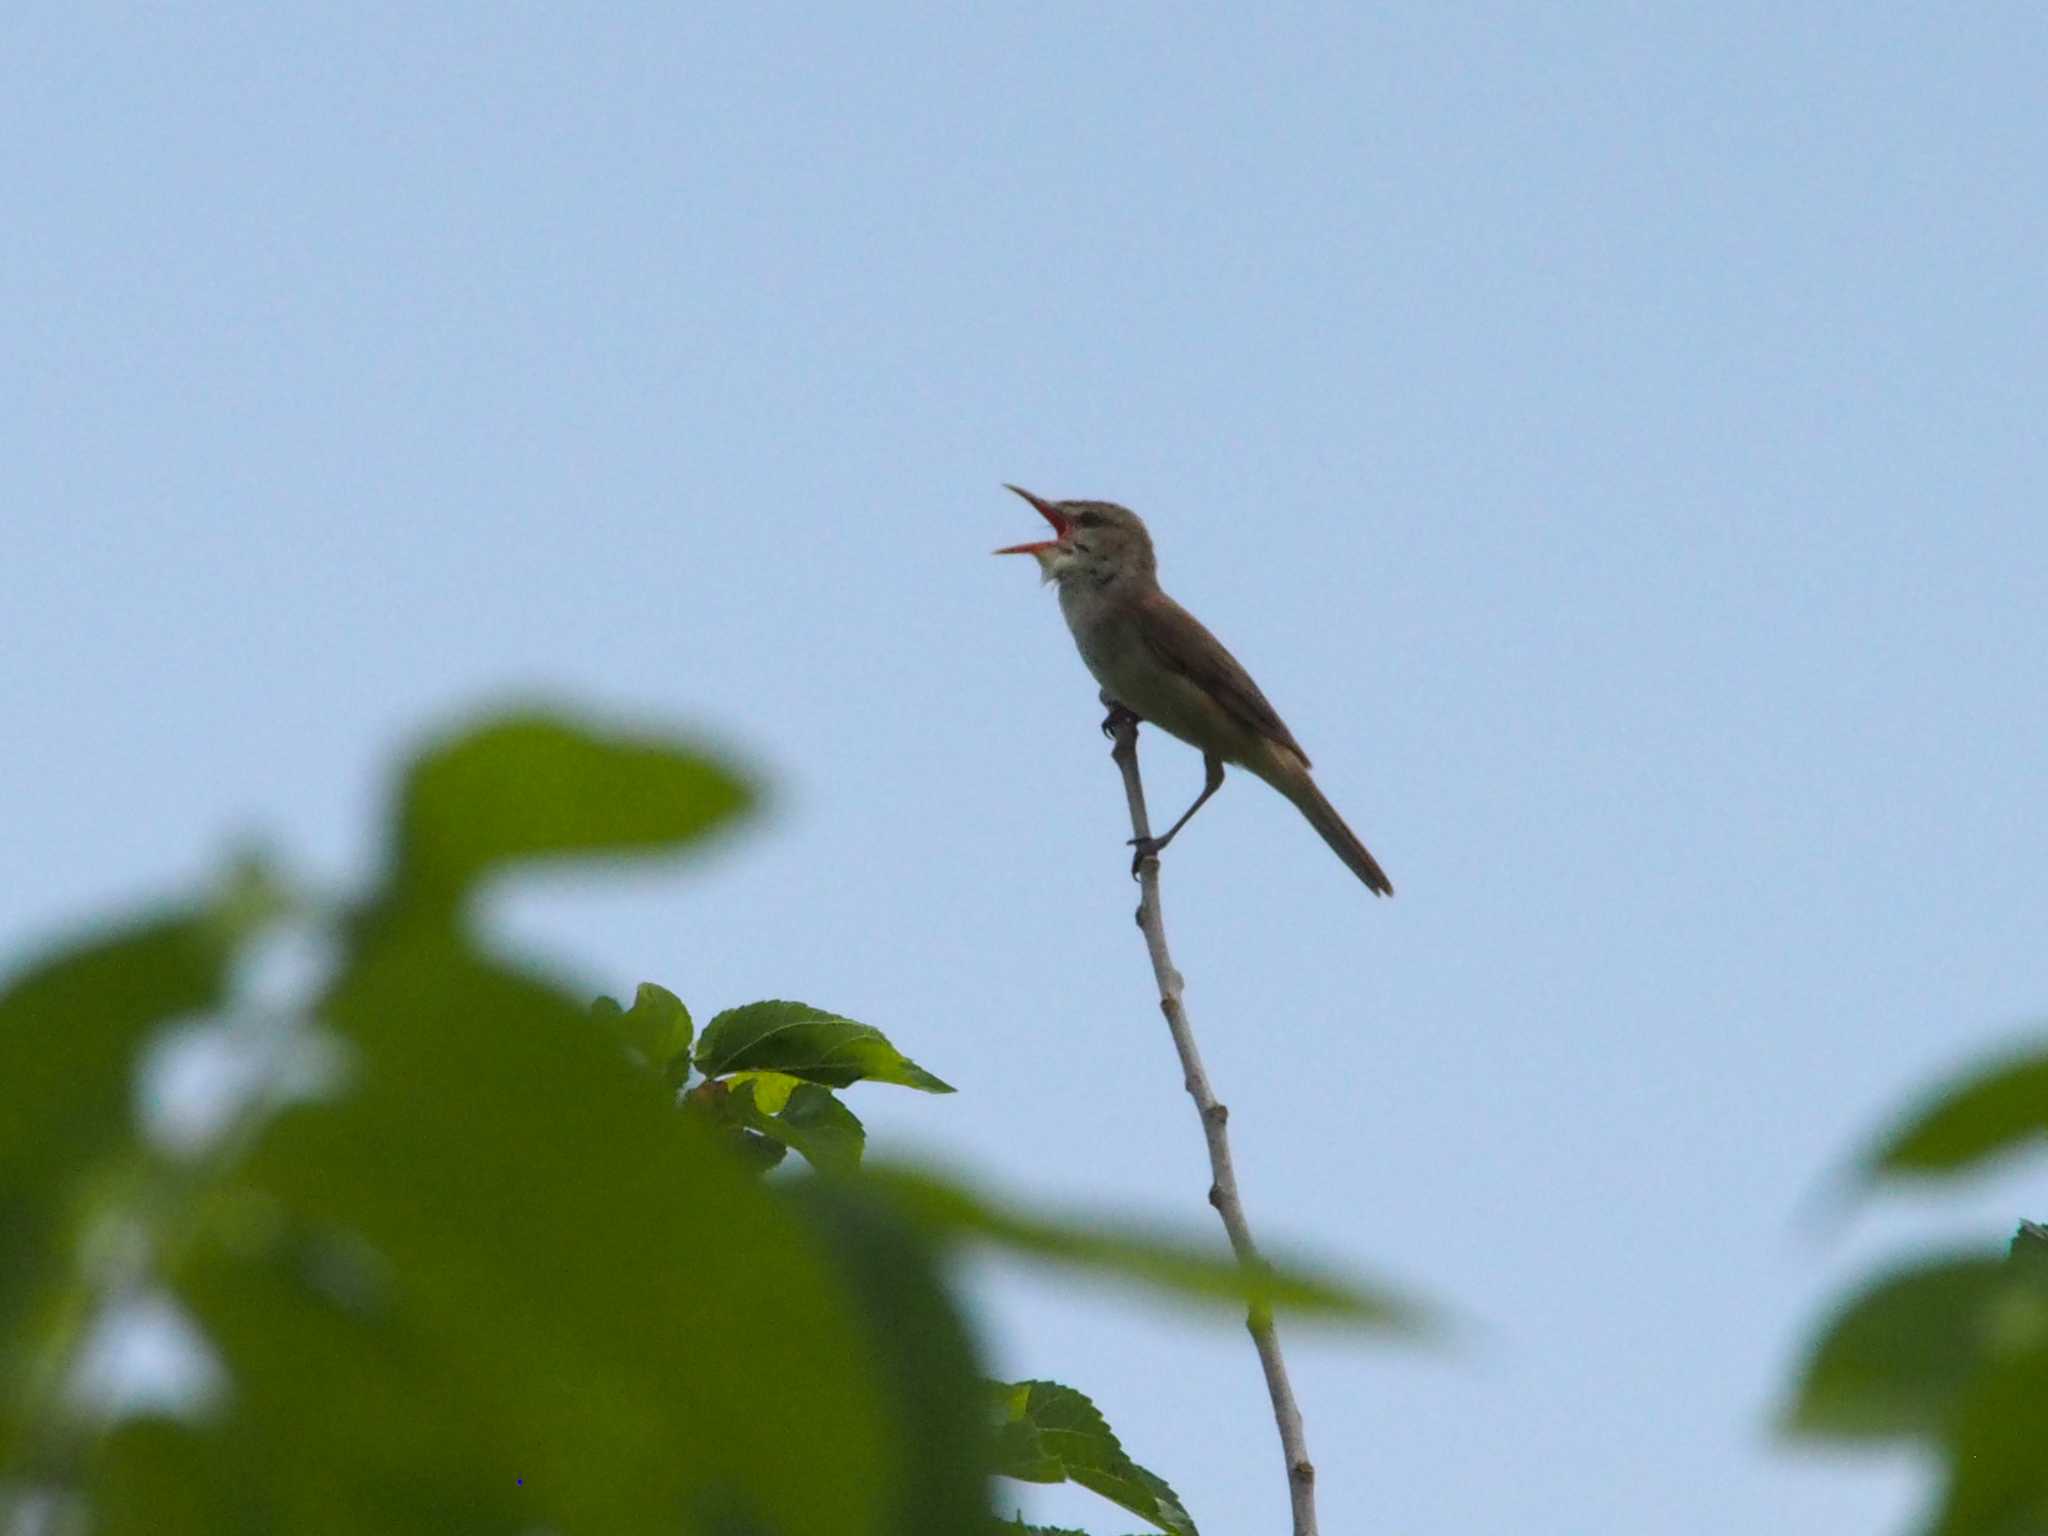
6;5;2046;1531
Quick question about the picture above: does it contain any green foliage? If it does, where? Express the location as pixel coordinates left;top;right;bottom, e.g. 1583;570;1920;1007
596;988;946;1176
0;909;235;1187
2015;1222;2048;1265
0;876;279;1457
0;910;232;1353
1787;1247;2048;1536
792;1182;990;1532
873;1166;1424;1325
696;1000;955;1092
1864;1043;2048;1179
590;980;695;1082
732;1079;869;1173
993;1381;1195;1535
0;709;963;1534
0;701;1418;1535
1785;1029;2048;1536
389;709;753;906
1785;1255;2048;1440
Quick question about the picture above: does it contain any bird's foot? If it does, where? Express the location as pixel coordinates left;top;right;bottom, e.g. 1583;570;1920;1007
1100;700;1141;740
1127;834;1162;878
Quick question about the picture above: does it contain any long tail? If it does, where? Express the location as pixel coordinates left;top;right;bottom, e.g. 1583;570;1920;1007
1270;763;1394;897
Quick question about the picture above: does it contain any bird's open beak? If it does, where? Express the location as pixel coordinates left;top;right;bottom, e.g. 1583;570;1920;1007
994;483;1071;556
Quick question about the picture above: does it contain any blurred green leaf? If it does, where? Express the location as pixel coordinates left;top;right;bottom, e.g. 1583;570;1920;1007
1783;1254;2048;1442
0;903;247;1401
790;1180;990;1535
992;1380;1194;1535
92;1417;247;1536
730;1081;866;1174
0;909;234;1182
390;711;753;903
1932;1342;2048;1536
696;1002;953;1093
1865;1043;2048;1181
870;1168;1424;1327
1789;1030;2048;1536
159;926;906;1535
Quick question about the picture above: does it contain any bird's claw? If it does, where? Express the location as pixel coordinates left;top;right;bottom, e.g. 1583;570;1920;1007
1099;701;1141;740
1127;834;1161;878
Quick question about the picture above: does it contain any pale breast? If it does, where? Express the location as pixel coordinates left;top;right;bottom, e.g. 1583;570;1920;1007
1060;583;1255;758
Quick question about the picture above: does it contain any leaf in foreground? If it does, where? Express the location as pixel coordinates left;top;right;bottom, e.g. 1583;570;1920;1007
870;1167;1426;1327
1863;1042;2048;1183
1783;1251;2048;1443
142;932;935;1535
0;897;254;1382
390;710;754;902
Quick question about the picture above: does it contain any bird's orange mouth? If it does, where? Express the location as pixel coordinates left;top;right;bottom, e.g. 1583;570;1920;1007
994;483;1070;555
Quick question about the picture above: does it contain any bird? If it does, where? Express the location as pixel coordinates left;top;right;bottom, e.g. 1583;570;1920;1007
995;484;1393;896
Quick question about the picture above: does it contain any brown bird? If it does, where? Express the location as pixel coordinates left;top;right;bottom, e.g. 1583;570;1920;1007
996;485;1393;895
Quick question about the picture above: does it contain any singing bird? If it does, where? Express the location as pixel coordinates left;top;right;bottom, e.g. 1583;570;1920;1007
996;485;1393;895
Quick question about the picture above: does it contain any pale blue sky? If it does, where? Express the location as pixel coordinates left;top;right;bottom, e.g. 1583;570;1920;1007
7;6;2046;1531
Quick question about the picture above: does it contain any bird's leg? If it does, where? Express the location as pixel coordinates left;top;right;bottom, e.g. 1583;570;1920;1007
1129;753;1227;875
1099;694;1141;740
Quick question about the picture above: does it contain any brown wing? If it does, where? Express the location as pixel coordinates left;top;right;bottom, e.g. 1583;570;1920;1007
1136;591;1311;766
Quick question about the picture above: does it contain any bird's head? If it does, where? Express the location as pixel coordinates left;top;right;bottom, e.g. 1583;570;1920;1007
994;486;1156;586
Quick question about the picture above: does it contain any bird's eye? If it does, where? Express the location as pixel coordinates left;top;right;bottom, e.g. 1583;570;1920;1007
1072;510;1103;529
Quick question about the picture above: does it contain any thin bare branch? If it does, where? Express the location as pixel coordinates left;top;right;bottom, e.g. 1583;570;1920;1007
1105;709;1318;1536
